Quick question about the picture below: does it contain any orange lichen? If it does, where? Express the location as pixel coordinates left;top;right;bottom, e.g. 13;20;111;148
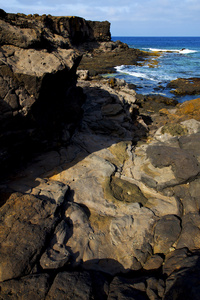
159;98;200;123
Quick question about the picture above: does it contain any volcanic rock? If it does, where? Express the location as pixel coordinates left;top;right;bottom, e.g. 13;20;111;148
46;271;93;300
1;9;200;300
167;77;200;96
0;273;51;300
0;191;66;282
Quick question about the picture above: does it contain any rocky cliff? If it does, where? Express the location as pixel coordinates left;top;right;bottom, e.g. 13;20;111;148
0;9;111;48
0;10;111;176
1;10;200;300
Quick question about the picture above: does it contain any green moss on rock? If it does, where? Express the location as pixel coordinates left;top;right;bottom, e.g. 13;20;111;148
103;176;147;205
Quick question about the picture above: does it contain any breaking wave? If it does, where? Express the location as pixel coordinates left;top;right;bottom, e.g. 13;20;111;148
147;48;198;54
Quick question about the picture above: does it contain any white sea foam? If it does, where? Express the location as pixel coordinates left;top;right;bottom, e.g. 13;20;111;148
115;65;176;82
148;48;197;54
179;49;197;54
115;65;157;81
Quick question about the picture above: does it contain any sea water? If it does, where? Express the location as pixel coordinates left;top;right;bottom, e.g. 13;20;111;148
111;37;200;102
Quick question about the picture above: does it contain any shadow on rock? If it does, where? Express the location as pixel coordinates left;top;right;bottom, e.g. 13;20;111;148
164;251;200;300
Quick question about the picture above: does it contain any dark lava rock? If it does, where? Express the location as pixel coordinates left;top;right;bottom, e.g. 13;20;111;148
176;213;200;250
147;145;200;183
153;215;181;254
46;271;93;300
108;276;165;300
164;251;200;300
0;192;64;282
167;78;200;96
78;46;148;75
0;273;50;300
0;10;111;49
136;94;178;113
179;133;200;157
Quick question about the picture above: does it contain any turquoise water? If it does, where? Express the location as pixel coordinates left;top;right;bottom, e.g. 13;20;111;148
111;37;200;102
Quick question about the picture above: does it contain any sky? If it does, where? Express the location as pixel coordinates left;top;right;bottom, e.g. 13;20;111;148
0;0;200;36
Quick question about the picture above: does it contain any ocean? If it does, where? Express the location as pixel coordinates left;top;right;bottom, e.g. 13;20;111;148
111;36;200;102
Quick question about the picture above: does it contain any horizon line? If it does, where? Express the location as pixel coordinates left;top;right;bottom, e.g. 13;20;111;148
111;35;200;38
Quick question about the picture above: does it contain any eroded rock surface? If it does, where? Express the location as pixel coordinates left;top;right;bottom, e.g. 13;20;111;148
1;74;200;298
1;10;200;300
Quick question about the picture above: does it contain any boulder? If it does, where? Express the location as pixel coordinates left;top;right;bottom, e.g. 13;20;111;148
0;190;66;282
0;273;50;300
0;11;111;49
153;215;181;254
108;276;165;300
176;213;200;250
164;251;200;300
46;271;93;300
0;44;84;176
147;145;200;186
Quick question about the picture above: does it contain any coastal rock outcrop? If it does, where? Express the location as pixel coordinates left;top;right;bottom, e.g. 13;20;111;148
1;9;200;300
167;77;200;96
0;10;94;176
1;74;200;298
0;9;111;49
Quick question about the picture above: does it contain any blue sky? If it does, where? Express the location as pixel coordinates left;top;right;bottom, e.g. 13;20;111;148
0;0;200;36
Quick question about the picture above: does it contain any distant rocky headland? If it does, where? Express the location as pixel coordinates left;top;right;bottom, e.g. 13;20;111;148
1;9;200;300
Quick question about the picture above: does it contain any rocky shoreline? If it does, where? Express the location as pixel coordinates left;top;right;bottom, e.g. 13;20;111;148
1;10;200;300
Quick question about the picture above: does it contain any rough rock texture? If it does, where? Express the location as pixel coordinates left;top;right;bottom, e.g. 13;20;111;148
0;10;111;49
0;273;51;299
159;97;200;123
78;41;148;75
0;10;113;177
46;271;93;300
167;77;200;96
1;73;200;298
0;187;68;282
1;9;200;300
0;13;87;177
